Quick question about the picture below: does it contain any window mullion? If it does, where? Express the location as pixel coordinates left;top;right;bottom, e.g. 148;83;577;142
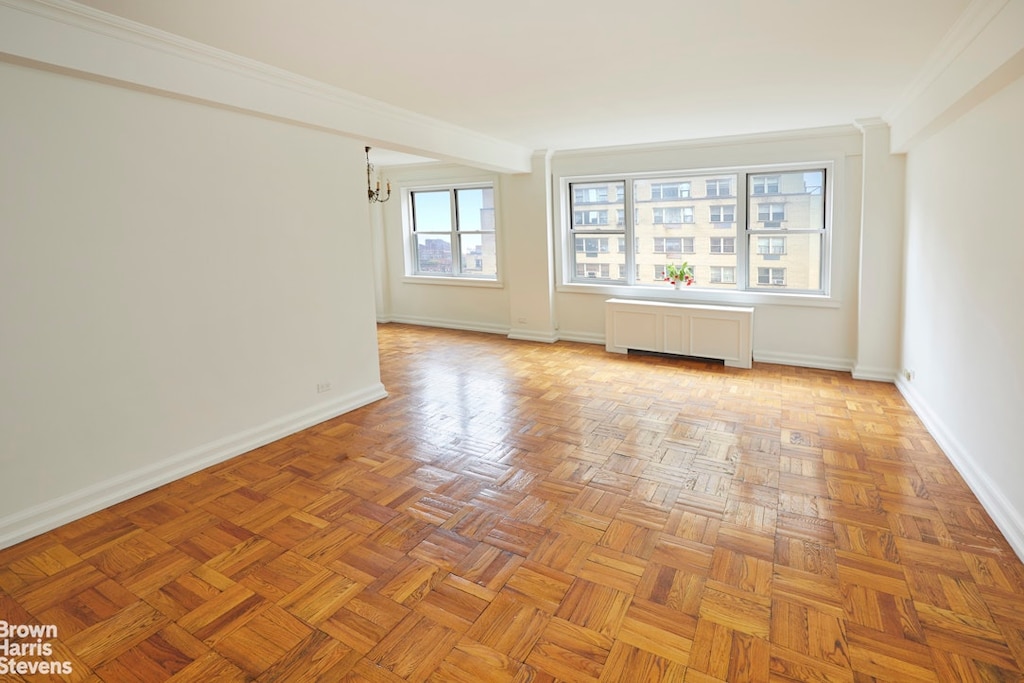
450;189;461;276
736;174;750;290
624;179;635;284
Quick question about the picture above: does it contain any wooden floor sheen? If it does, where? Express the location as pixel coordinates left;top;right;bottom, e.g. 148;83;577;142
3;324;1024;682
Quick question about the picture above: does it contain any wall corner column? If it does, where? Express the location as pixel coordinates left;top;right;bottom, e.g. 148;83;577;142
504;150;558;343
853;118;905;382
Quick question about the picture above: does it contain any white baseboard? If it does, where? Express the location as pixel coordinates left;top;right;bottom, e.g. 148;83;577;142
507;330;559;343
385;315;510;336
897;378;1024;562
753;350;855;372
554;330;605;346
852;363;899;382
0;383;388;550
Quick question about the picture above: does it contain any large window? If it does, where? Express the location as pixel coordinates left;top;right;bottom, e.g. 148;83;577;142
565;166;827;294
410;185;496;278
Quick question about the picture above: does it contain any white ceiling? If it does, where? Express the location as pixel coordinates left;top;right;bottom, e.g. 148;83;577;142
74;0;972;163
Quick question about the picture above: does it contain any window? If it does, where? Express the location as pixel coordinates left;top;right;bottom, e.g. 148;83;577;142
653;207;694;224
650;182;690;200
574;186;608;203
653;237;681;254
565;165;828;294
751;175;780;195
710;237;735;254
410;185;496;278
576;237;609;256
577;263;610;279
747;169;825;291
757;203;785;227
757;236;786;256
574;210;609;226
709;266;736;284
710;205;735;224
757;267;786;286
569;181;625;282
653;237;694;254
705;179;731;197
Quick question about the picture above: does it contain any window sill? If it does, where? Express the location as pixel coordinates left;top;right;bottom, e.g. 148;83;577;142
402;275;504;289
556;281;839;308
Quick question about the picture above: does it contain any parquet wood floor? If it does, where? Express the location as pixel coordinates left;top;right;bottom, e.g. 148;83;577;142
3;323;1024;682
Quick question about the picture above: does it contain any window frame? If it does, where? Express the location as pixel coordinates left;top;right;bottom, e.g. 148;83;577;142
402;180;502;285
557;161;833;302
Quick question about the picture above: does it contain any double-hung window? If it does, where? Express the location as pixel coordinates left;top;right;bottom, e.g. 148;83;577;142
568;181;626;282
565;165;828;294
746;169;825;291
410;185;496;279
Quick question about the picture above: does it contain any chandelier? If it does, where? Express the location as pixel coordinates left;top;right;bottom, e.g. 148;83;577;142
365;146;391;203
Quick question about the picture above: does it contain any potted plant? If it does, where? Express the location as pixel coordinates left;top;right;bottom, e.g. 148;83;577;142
665;262;694;288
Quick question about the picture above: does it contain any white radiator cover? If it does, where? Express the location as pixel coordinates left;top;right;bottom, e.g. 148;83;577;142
604;298;754;368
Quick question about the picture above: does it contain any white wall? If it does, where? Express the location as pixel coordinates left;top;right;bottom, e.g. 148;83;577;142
899;74;1024;556
0;61;385;547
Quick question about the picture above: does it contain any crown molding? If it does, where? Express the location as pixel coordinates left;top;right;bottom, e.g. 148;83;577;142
885;0;1009;121
552;124;861;161
886;0;1024;152
0;0;532;173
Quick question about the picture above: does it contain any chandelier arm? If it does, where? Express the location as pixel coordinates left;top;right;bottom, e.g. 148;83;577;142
365;146;392;203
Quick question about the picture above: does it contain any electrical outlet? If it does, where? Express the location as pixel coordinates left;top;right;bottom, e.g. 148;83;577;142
317;381;332;394
902;369;914;381
517;317;527;325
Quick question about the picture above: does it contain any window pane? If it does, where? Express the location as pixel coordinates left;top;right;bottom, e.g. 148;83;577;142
634;174;738;288
748;170;824;230
412;191;451;231
416;234;452;274
569;181;623;232
456;188;495;232
573;234;625;281
459;233;496;276
748;233;821;290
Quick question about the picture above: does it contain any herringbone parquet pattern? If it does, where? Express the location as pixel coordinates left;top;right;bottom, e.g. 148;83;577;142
2;323;1023;681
